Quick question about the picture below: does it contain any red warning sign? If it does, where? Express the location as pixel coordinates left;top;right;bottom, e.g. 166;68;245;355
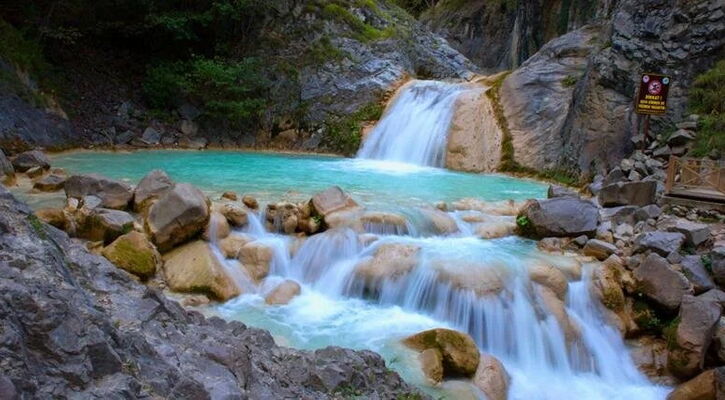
635;73;671;115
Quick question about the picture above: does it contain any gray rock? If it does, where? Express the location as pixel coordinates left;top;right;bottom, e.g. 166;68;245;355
141;127;161;145
652;146;672;158
633;253;693;310
0;149;14;177
11;150;50;172
604;168;626;185
620;159;635;172
668;129;695;146
663;219;710;247
133;169;174;212
635;205;662;221
146;183;210;252
0;186;421;399
679;256;715;294
633;231;685;256
64;174;133;210
668;295;722;379
600;206;638;225
711;247;725;287
598;181;657;207
583;239;618;261
573;235;589;247
311;186;359;217
518;197;599;238
676;121;698;130
547;185;577;198
0;376;17;400
114;130;135;145
179;103;202;120
77;208;135;244
32;174;66;192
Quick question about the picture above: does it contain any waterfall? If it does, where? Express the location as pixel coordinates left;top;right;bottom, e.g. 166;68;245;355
213;208;669;400
356;80;470;167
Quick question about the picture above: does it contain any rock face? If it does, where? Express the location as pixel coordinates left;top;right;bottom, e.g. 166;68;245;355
668;295;722;379
133;169;174;212
64;174;134;209
101;231;161;279
518;197;598;238
10;150;50;172
634;253;693;311
403;328;480;377
444;85;503;172
0;187;420;399
163;240;240;300
598;181;657;207
145;183;210;252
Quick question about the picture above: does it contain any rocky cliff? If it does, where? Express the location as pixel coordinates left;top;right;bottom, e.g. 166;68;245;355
0;185;423;399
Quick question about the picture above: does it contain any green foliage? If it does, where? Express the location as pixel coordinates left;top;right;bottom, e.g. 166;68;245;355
702;255;713;274
632;300;664;333
688;59;725;157
516;215;530;229
391;0;440;17
323;102;384;156
144;57;268;127
322;3;395;42
27;214;47;239
0;19;48;76
663;317;681;350
561;75;578;87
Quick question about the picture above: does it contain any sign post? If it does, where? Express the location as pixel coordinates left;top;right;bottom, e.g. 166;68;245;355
634;73;671;148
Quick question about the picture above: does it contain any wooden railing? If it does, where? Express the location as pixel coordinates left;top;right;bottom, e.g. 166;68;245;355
665;156;725;201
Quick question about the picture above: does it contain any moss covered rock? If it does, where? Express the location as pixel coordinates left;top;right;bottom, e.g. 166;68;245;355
102;231;161;280
163;240;240;301
403;328;480;377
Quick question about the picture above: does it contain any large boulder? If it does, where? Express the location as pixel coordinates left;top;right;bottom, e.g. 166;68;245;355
403;328;480;377
163;240;240;300
668;295;722;379
597;181;657;207
678;256;715;295
64;174;134;210
662;219;711;248
145;183;210;252
32;174;66;192
473;353;510;400
11;150;50;172
360;212;409;235
265;280;301;305
238;241;273;282
202;211;231;242
418;348;444;384
311;186;358;217
712;247;725;287
219;233;253;259
528;262;568;301
633;232;685;257
101;231;161;280
133;169;174;213
517;197;598;238
634;253;693;310
77;208;135;244
355;243;419;283
431;260;506;297
666;367;725;400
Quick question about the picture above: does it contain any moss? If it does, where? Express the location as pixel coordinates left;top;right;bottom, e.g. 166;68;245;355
102;235;157;279
27;214;47;239
688;59;725;157
602;286;625;311
663;317;681;350
561;75;579;87
322;3;395;42
322;101;385;156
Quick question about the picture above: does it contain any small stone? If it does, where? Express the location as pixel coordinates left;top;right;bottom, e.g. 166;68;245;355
221;191;238;201
583;239;618;261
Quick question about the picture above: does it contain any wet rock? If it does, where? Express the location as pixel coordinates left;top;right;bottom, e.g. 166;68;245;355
598;181;657;207
473;353;510;400
221;191;238;201
432;260;506;297
583;239;618;261
242;195;259;210
419;208;459;235
360;211;408;234
404;328;480;377
528;262;568;300
102;231;161;280
592;256;636;335
667;367;725;400
32;174;66;192
535;284;580;343
238;241;273;282
356;243;419;282
668;295;722;379
634;253;693;310
202;211;231;241
418;348;444;384
133;169;174;213
311;186;358;217
146;183;210;252
633;231;685;257
452;198;522;216
517;197;598;238
25;166;45;178
265;280;301;305
219;233;253;259
65;174;134;210
11;150;50;172
77;208;135;244
163;240;240;300
547;185;577;198
678;256;715;294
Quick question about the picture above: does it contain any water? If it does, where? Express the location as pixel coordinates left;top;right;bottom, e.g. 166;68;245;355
357;80;470;167
48;150;545;209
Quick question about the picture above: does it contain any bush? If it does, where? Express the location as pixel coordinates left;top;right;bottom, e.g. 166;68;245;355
323;102;384;156
688;59;725;157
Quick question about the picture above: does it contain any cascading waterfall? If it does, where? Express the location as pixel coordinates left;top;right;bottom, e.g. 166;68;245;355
356;80;470;167
214;210;669;400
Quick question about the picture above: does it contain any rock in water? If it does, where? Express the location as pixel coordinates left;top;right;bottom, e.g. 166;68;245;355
11;150;50;172
33;174;66;192
163;240;240;300
64;174;134;210
0;186;421;399
473;353;510;400
133;169;174;213
146;183;210;252
265;280;301;305
238;241;273;282
403;328;480;377
419;348;444;384
355;243;420;283
311;186;358;217
517;197;598;238
102;231;161;280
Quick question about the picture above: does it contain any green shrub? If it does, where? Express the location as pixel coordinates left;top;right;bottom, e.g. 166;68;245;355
688;59;725;157
561;75;578;87
323;102;384;156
